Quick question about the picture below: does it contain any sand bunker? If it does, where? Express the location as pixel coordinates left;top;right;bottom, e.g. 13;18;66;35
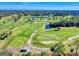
41;41;52;44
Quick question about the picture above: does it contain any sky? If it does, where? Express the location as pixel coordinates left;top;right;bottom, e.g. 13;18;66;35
0;2;79;10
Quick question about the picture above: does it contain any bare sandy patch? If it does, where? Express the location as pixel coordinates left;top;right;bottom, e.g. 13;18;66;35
41;41;52;44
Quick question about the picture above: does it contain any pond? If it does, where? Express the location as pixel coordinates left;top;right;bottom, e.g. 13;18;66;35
45;24;53;29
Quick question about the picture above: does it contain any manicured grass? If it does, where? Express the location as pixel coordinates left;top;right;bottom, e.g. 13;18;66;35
45;27;79;39
32;27;79;48
1;15;79;49
0;16;43;49
3;21;43;48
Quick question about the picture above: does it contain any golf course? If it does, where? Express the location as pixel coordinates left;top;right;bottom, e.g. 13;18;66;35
0;10;79;56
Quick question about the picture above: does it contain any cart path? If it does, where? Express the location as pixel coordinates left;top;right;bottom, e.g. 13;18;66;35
28;30;79;50
67;34;79;41
63;34;79;44
28;30;50;51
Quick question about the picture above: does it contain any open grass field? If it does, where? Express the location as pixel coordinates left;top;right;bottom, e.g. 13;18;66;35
0;16;79;49
0;16;43;49
0;14;79;56
32;27;79;48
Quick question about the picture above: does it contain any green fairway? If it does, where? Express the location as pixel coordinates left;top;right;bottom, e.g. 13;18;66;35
1;15;79;49
1;16;79;49
0;16;44;49
0;12;79;56
32;27;79;48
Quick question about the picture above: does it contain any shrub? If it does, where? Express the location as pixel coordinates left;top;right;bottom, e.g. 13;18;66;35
0;49;13;56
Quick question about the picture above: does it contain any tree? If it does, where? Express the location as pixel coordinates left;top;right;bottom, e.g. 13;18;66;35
0;49;13;56
73;39;79;55
50;43;65;56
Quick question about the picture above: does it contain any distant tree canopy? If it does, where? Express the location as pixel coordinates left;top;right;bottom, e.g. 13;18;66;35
0;10;79;27
48;15;79;27
0;10;79;17
49;18;79;27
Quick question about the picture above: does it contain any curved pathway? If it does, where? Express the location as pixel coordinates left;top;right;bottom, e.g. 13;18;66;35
28;24;79;51
28;30;50;51
28;30;79;50
67;34;79;41
63;34;79;44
